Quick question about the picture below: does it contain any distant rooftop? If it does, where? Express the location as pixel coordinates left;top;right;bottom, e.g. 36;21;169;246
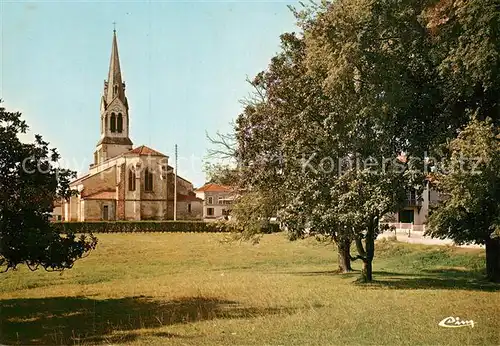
195;183;232;193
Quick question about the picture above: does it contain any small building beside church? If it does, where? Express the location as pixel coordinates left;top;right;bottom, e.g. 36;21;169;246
195;183;234;220
62;30;202;221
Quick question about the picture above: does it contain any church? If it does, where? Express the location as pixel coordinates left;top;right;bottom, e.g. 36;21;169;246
62;30;203;221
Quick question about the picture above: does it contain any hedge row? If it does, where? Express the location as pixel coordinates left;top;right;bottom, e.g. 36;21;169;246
52;221;280;234
52;221;227;233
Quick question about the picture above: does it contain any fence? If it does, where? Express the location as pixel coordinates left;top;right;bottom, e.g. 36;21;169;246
379;222;426;238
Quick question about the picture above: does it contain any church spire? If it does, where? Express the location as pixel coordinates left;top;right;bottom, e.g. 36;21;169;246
105;29;126;106
95;28;133;165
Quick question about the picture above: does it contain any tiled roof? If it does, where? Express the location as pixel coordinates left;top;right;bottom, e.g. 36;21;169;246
82;190;116;200
125;145;166;157
195;183;232;193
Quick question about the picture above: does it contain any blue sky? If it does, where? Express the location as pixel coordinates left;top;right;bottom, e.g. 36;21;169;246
0;0;299;187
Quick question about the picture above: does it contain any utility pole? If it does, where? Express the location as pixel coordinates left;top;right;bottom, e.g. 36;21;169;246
173;144;177;221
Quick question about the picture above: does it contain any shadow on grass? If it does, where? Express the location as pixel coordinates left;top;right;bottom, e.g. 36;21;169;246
288;269;499;291
363;269;500;292
0;296;293;345
291;270;417;278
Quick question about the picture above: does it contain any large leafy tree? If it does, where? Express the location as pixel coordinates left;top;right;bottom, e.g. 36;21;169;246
233;32;362;272
0;104;97;272
427;117;500;282
234;0;439;281
424;0;500;130
221;0;500;282
423;0;500;282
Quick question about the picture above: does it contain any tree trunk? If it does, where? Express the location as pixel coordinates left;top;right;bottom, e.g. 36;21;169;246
361;223;376;282
485;237;500;283
337;240;352;273
361;259;373;282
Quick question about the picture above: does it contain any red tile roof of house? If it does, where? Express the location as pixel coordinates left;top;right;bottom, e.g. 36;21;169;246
81;189;116;200
195;183;232;192
125;145;166;157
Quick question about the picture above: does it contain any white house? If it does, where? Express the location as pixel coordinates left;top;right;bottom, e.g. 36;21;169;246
195;183;234;220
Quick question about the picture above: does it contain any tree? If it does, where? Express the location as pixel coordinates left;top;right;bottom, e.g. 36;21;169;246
0;103;97;272
234;0;442;281
423;0;500;131
427;117;500;282
232;32;360;272
220;0;500;282
421;0;500;282
203;162;239;187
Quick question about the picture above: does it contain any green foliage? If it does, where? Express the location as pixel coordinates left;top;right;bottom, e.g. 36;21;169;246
424;0;500;133
0;103;97;272
203;162;240;187
427;116;500;282
51;220;280;234
211;0;500;281
231;1;439;279
427;117;500;244
227;191;280;239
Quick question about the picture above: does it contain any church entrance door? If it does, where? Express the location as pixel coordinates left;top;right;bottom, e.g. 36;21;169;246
103;205;109;220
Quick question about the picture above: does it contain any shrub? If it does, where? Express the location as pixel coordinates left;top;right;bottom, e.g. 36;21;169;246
52;221;234;234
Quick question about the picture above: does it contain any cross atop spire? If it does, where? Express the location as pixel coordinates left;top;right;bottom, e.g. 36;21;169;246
112;21;117;33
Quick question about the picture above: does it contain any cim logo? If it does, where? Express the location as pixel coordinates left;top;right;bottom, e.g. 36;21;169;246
439;316;475;328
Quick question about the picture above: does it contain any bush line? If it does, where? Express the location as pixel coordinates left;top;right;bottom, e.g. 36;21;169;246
52;221;280;234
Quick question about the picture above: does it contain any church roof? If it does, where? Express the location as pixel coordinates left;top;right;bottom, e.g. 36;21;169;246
195;183;232;193
125;145;166;157
70;173;90;186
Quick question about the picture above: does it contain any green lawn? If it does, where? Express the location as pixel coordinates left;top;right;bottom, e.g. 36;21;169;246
0;233;498;345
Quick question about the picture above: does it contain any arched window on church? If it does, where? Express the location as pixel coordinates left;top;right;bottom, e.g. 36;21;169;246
104;114;108;133
117;113;123;133
128;169;136;191
110;113;116;132
113;84;118;97
145;168;154;192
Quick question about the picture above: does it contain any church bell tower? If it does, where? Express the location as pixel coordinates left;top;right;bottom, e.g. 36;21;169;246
94;29;133;165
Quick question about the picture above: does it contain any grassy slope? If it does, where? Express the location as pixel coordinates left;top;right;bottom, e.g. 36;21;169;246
0;233;498;345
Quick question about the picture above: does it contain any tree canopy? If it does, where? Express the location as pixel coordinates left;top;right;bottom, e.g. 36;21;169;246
0;104;97;272
210;0;500;282
427;116;500;282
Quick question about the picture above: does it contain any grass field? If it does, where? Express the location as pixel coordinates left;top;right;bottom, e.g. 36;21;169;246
0;233;498;345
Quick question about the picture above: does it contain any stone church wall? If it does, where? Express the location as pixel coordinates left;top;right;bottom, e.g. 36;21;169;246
80;166;116;197
125;200;141;220
140;200;167;220
69;196;79;221
117;163;126;219
84;199;116;221
176;201;203;220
